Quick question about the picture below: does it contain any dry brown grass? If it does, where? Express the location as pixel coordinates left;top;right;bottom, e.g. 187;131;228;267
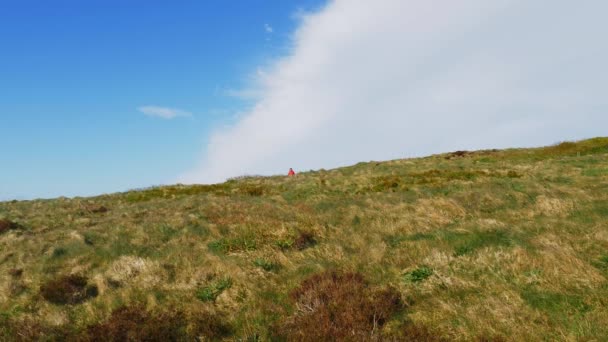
1;137;608;340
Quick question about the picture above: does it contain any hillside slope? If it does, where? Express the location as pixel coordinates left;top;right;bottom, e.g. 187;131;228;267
1;138;608;341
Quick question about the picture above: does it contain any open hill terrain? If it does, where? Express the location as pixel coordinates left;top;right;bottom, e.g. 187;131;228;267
1;138;608;341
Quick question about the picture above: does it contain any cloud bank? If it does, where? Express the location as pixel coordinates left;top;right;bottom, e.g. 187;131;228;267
138;106;191;119
180;0;608;184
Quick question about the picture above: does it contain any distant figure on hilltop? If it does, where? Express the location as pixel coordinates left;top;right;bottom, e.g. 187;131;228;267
288;168;296;176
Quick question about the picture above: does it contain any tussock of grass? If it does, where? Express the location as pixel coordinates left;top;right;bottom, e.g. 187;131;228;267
253;258;280;272
196;277;233;302
404;266;434;283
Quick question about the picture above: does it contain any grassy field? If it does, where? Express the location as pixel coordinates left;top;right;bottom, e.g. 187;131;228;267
1;137;608;341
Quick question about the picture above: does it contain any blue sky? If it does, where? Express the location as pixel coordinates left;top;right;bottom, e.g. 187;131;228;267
0;0;326;200
2;0;607;200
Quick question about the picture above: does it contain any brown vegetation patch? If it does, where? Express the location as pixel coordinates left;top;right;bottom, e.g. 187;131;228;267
9;268;23;277
445;150;471;159
294;231;317;250
277;271;402;341
84;305;231;342
40;274;98;305
0;219;21;234
0;317;74;342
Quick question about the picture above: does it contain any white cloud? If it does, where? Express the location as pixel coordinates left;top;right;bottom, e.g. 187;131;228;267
138;106;191;119
264;23;273;33
179;0;608;184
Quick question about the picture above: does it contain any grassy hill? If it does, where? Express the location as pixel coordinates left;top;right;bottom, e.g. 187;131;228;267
1;137;608;341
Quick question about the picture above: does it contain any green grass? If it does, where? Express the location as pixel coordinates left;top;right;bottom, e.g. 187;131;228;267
208;237;257;254
593;255;608;272
253;258;280;272
384;233;434;247
520;287;592;317
447;229;518;257
196;277;233;302
1;137;608;341
582;168;608;177
404;266;434;283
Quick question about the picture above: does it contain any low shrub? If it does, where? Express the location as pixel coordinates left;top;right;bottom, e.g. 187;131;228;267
9;268;23;277
277;271;402;340
40;275;98;305
0;219;22;234
294;231;317;250
445;150;471;159
84;305;231;342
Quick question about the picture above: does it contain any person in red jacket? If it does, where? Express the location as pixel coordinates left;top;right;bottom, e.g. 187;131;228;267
288;168;296;176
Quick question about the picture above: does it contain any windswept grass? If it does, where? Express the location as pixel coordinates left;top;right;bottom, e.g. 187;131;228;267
1;137;608;340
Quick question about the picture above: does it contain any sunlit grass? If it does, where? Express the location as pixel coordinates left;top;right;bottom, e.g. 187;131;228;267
1;137;608;340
